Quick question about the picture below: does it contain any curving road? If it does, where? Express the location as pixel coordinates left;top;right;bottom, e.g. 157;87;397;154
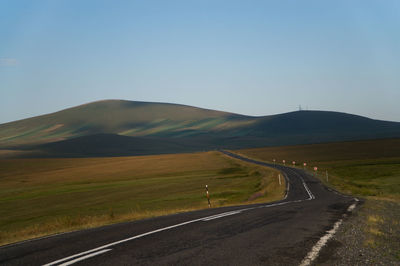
0;151;358;266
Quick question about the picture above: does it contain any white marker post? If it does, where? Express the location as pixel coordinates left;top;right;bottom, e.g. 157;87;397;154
205;185;211;208
292;161;296;167
314;166;318;177
303;162;307;170
273;158;276;167
283;160;286;166
278;174;281;186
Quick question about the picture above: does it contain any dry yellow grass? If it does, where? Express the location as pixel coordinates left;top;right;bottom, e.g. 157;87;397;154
367;215;383;224
0;151;285;246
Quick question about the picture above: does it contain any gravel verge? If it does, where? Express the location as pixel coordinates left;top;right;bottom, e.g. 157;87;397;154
316;199;400;265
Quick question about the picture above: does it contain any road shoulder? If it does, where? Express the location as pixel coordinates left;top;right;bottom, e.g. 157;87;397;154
317;199;400;265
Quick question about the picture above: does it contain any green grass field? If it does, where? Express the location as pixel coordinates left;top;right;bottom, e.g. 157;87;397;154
0;151;284;246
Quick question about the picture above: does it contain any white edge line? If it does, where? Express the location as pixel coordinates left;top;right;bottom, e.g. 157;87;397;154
299;200;358;266
347;203;357;212
299;219;343;266
59;249;112;266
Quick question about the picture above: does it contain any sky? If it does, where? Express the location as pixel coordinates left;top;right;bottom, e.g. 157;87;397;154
1;0;399;123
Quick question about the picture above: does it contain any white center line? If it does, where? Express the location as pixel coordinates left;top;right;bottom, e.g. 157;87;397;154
58;249;112;266
43;218;206;266
202;210;242;221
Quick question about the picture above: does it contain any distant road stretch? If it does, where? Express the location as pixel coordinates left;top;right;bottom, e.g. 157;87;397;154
0;151;358;266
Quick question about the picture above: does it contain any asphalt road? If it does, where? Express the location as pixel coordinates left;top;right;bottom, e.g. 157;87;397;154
0;151;357;266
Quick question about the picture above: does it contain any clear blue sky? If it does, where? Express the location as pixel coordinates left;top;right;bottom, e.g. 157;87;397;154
1;0;399;123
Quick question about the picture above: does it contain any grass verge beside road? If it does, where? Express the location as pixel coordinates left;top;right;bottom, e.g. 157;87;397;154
0;151;284;246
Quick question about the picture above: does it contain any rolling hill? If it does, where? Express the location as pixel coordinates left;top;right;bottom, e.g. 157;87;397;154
0;100;254;147
1;100;400;157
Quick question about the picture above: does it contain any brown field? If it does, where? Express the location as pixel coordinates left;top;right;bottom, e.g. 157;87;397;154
238;138;400;200
0;151;284;246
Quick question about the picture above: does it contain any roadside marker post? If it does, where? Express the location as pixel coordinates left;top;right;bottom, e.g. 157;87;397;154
326;170;329;182
205;185;211;208
314;166;318;177
303;162;307;170
278;174;281;186
283;160;286;166
292;161;296;167
273;159;276;167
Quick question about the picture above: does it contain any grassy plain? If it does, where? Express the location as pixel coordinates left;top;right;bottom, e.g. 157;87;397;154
239;138;400;200
0;151;284;246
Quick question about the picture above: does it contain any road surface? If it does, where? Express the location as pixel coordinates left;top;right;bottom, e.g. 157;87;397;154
0;151;357;265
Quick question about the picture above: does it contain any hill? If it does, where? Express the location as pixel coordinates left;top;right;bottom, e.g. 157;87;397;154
0;100;253;148
1;100;400;157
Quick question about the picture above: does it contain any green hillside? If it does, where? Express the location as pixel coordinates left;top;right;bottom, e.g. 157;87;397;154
0;100;255;147
1;99;400;157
